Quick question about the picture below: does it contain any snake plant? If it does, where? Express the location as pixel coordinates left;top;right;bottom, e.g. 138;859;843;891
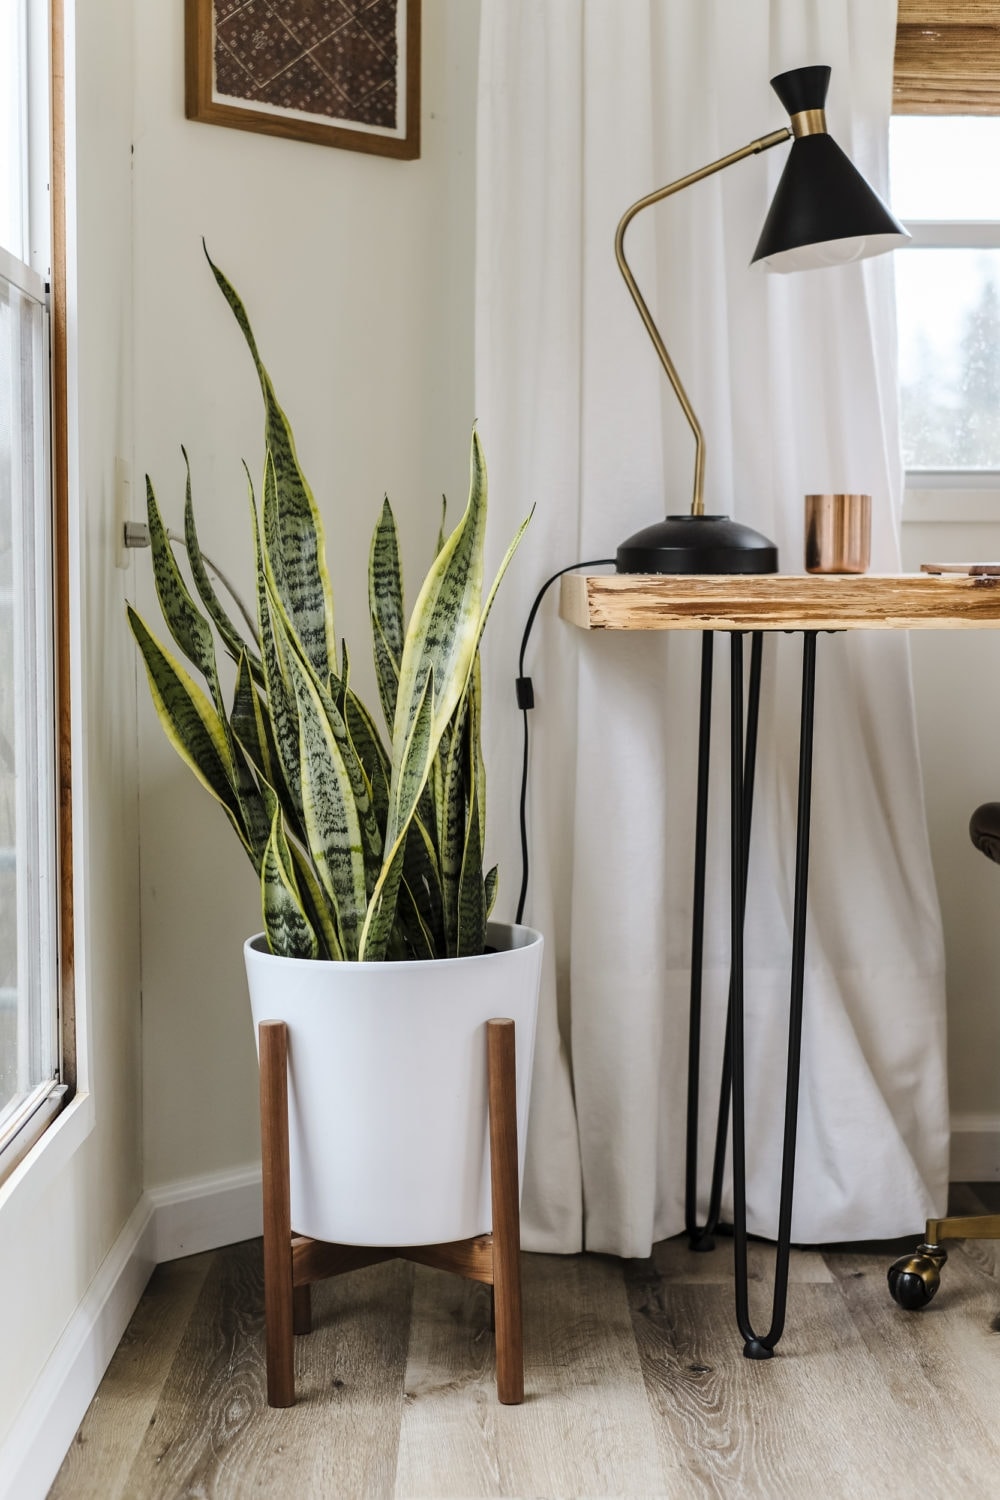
128;254;530;961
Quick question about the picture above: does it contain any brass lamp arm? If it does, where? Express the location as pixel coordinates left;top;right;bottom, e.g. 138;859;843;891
614;127;791;517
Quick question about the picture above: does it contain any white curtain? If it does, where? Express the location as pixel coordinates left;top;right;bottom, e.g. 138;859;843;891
477;0;950;1257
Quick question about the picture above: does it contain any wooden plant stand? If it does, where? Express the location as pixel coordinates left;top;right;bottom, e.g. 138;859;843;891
259;1016;525;1408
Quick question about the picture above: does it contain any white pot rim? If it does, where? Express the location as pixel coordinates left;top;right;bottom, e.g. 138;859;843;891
244;919;543;973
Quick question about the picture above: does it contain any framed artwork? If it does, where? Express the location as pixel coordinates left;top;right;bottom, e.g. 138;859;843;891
185;0;420;160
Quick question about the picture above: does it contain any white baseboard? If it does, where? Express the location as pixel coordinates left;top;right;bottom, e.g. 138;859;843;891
148;1163;262;1263
0;1163;261;1500
0;1193;157;1500
950;1114;1000;1182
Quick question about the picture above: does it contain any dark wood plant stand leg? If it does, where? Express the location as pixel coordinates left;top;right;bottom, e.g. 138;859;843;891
258;1016;524;1409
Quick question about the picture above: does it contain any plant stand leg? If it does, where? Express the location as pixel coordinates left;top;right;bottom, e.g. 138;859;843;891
488;1018;523;1405
260;1020;295;1407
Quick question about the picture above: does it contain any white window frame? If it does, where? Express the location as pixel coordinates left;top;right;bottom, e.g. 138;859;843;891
0;0;66;1189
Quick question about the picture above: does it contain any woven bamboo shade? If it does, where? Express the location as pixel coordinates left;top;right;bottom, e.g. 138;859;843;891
895;0;1000;113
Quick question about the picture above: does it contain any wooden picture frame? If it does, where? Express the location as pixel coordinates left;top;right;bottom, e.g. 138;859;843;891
185;0;420;160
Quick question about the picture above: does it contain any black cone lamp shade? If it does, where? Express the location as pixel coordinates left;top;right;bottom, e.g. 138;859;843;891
614;64;908;575
752;67;909;271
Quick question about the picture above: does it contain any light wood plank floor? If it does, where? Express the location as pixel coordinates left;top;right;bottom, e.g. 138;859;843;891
50;1185;1000;1499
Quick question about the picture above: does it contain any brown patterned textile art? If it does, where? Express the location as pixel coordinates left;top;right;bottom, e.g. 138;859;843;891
214;0;399;129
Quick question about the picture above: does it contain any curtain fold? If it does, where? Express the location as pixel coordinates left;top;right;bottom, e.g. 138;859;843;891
477;0;949;1258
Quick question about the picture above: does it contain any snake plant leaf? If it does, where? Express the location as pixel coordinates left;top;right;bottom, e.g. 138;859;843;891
344;688;390;809
267;590;383;894
484;864;498;919
370;496;404;663
250;471;303;823
438;692;470;951
386;429;490;858
127;605;249;848
288;835;343;961
231;650;304;854
205;246;336;679
403;812;444;955
372;615;401;739
359;667;435;961
455;766;486;957
146;476;223;710
261;808;318;960
470;653;487;852
397;878;436;960
258;778;339;958
231;650;276;790
182;449;264;684
285;644;368;959
436;495;447;558
147;470;269;867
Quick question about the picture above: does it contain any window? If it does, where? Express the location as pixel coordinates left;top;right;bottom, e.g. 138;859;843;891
0;0;66;1185
890;116;1000;476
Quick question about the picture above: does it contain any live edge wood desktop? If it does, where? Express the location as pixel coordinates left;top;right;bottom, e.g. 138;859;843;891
558;571;1000;1359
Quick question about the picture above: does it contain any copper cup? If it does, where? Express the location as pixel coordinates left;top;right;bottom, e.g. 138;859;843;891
804;493;871;574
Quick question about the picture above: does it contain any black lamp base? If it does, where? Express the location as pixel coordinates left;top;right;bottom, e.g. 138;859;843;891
616;514;779;574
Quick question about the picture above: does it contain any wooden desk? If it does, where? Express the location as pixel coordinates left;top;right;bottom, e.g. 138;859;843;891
559;570;1000;632
558;572;1000;1359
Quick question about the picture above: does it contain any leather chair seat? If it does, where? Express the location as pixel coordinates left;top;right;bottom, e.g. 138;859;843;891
970;802;1000;865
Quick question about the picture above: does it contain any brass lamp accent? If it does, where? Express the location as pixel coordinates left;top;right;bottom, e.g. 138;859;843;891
614;64;909;575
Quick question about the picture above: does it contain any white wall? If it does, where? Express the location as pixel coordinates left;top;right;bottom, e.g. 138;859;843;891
132;1;482;1189
0;0;142;1456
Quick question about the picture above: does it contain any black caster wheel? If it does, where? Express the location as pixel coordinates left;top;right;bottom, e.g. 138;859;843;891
887;1245;945;1310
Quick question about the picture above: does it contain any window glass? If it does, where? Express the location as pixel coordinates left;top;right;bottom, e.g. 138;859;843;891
891;118;1000;471
897;248;1000;470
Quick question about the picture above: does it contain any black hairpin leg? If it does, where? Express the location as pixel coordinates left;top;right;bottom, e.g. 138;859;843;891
731;630;818;1359
686;631;763;1252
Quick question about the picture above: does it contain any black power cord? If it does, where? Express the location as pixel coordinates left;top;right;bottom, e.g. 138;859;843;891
514;558;616;924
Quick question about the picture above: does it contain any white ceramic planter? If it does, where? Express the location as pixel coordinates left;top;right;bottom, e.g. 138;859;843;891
244;921;543;1248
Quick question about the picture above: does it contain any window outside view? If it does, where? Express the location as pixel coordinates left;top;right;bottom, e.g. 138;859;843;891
890;117;1000;471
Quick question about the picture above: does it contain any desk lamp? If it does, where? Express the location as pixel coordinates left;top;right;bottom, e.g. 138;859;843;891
615;64;908;574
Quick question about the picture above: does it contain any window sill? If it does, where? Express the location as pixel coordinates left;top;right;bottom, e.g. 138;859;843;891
0;1089;94;1221
902;488;1000;526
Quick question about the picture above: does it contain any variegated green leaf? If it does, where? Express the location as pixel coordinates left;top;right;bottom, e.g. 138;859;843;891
261;809;318;959
436;494;447;558
484;864;498;919
455;765;486;957
127;605;246;846
370;496;404;664
372;614;401;739
270;600;383;893
288;839;343;961
439;692;470;952
403;811;443;955
146;476;222;709
231;650;275;790
257;778;339;958
397;878;435;961
390;431;487;778
250;470;303;823
182;449;263;682
285;645;368;960
360;667;435;961
206;247;336;678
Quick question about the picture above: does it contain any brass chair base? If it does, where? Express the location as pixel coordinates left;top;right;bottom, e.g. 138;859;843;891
888;1213;1000;1309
